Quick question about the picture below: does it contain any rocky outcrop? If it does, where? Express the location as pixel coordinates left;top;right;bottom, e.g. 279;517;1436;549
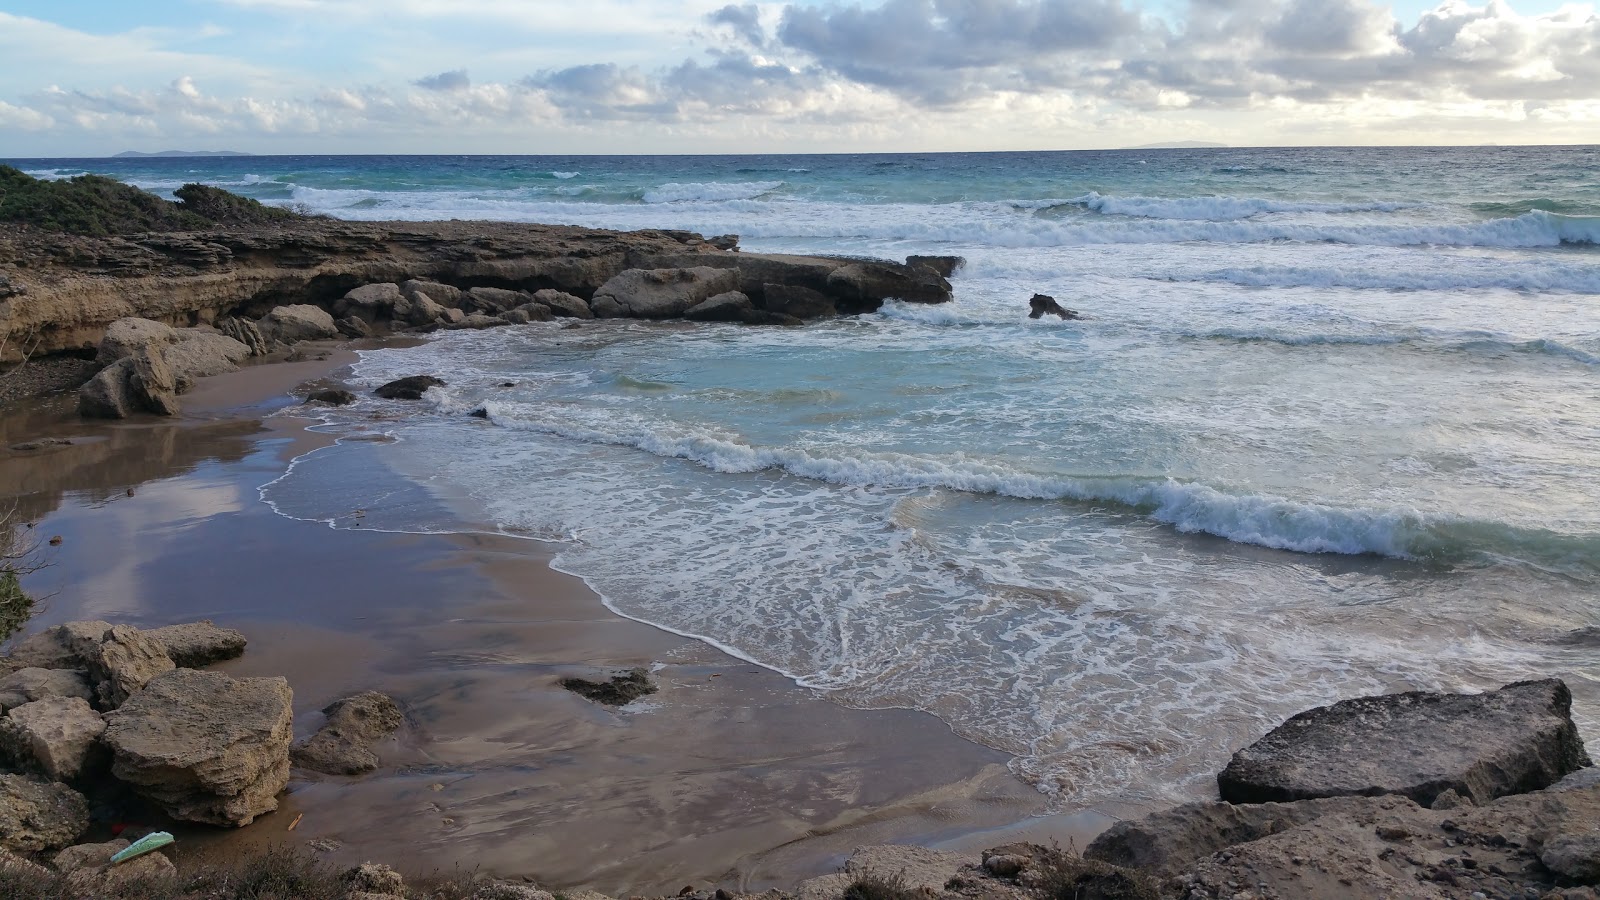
907;255;965;278
97;317;176;365
826;261;951;307
55;838;178;893
501;304;552;325
142;621;247;668
291;690;403;776
260;304;338;344
0;668;93;713
72;623;176;709
402;279;461;309
1217;678;1590;806
163;330;252;382
102;668;293;826
463;286;527;315
0;697;107;781
560;668;658;706
0;773;89;853
591;267;741;319
684;291;754;322
304;388;357;406
1028;293;1079;320
374;375;445;400
218;316;270;356
761;284;836;320
796;846;976;900
532;289;593;319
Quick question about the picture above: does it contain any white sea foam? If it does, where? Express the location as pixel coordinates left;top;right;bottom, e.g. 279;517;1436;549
641;180;784;203
1064;191;1412;220
1191;263;1600;294
552;171;579;179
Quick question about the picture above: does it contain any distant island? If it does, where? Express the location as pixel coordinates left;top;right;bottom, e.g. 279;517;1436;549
1127;141;1229;149
113;150;253;158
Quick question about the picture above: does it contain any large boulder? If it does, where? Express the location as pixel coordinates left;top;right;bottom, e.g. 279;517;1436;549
337;283;403;318
401;279;462;308
217;316;270;356
532;289;594;319
1217;678;1591;806
70;623;176;709
392;290;446;326
684;291;753;322
825;261;952;308
55;839;178;893
374;375;445;400
590;267;739;319
761;284;836;320
102;668;293;827
501;304;552;325
0;668;93;714
463;286;527;315
96;318;176;365
907;255;965;278
292;691;403;776
0;773;88;853
164;330;252;384
128;344;180;416
261;304;339;343
0;697;107;781
5;621;111;670
142;621;247;668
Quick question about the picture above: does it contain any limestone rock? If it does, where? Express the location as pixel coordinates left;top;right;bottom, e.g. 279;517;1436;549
218;316;270;355
796;845;974;900
1083;795;1373;878
128;344;181;416
761;283;836;320
339;283;403;316
97;318;177;365
5;622;112;670
738;309;803;327
590;295;626;318
907;255;965;278
77;358;137;419
0;773;89;853
336;316;372;338
708;234;739;250
1217;678;1591;806
1542;828;1600;883
501;304;552;325
142;621;247;668
102;668;293;826
292;690;403;776
56;838;178;893
0;697;107;781
70;623;176;708
164;330;252;385
440;307;465;325
304;388;357;406
464;286;527;315
825;261;952;307
560;668;657;706
0;845;50;878
532;289;594;319
393;290;446;326
591;267;740;319
374;375;445;400
474;883;556;900
345;862;405;894
0;668;93;713
402;279;462;308
450;313;508;330
684;291;753;322
261;304;339;343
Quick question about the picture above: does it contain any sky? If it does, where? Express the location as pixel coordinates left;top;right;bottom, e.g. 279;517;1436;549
0;0;1596;156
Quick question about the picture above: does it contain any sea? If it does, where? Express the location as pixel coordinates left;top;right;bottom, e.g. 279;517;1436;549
13;147;1600;809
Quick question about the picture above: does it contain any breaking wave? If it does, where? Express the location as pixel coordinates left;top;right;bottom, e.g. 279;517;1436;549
1057;191;1412;220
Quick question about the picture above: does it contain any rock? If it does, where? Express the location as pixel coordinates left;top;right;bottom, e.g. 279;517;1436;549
761;283;836;320
441;307;465;325
501;304;552;325
825;261;952;308
591;267;740;319
1542;829;1600;883
102;668;293;826
708;234;740;251
450;313;508;330
345;862;405;894
475;883;556;900
339;283;403;316
590;295;627;319
464;286;527;315
0;668;93;714
218;316;270;356
0;697;107;781
163;330;252;387
1217;679;1591;807
261;304;339;343
56;838;177;892
337;315;373;338
72;623;176;709
1432;787;1474;809
532;289;594;319
128;344;181;416
1554;768;1600;792
796;845;974;900
374;375;445;400
1084;796;1374;878
77;358;137;418
684;291;754;322
96;317;176;365
907;255;965;278
1029;293;1079;320
304;388;357;407
292;690;403;776
402;279;462;308
0;845;50;878
393;290;447;326
5;622;112;670
0;773;89;853
560;668;657;706
142;621;247;668
982;852;1029;877
738;309;803;327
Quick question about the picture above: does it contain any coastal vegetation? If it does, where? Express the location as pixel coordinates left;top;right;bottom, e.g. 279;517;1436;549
0;166;293;236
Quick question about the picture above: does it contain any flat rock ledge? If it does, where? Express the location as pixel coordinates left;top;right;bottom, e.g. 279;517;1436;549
102;667;293;826
1217;678;1590;806
291;690;403;776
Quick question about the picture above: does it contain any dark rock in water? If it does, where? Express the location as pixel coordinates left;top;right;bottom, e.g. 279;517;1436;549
1217;678;1590;807
1084;796;1371;878
500;303;552;325
8;438;73;452
374;375;445;400
292;691;403;776
738;309;804;327
826;261;951;308
591;267;740;319
762;283;836;320
304;388;356;406
708;234;740;251
1029;293;1079;320
560;668;657;706
907;255;965;278
684;291;753;322
468;408;489;419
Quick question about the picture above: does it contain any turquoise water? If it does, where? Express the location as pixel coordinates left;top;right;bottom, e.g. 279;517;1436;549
17;148;1600;808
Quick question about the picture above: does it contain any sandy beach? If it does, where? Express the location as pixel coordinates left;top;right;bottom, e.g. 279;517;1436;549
2;346;1111;894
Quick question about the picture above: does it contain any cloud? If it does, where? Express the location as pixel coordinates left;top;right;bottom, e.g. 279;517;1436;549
708;4;767;46
415;69;471;92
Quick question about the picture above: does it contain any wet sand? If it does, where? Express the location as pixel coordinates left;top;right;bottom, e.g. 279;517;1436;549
1;349;1113;894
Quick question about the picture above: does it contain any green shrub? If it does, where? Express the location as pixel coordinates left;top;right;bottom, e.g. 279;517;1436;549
0;166;295;236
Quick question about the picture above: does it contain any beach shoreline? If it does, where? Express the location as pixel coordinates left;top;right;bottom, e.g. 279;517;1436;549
2;342;1114;894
